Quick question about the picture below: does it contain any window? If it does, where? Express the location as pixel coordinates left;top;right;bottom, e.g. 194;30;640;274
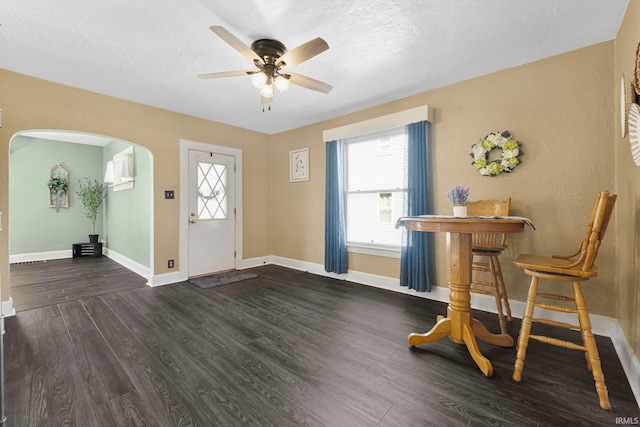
345;126;407;250
196;161;228;220
378;193;393;223
378;137;392;156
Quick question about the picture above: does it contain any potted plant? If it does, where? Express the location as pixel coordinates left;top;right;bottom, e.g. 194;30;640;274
76;177;108;243
47;176;68;212
446;185;470;217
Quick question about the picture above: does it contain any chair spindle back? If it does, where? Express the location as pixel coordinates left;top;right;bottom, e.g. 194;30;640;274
553;190;617;273
467;197;512;248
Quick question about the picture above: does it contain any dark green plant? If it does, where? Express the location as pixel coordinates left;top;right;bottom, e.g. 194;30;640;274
76;177;107;235
47;176;68;212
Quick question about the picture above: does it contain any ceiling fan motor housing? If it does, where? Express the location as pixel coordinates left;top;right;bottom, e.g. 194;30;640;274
251;39;287;65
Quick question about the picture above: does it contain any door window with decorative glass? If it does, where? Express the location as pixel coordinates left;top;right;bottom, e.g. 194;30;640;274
197;161;228;220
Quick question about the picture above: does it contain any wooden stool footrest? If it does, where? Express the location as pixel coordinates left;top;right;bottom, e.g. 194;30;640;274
534;302;578;314
532;317;580;330
471;279;493;287
537;292;575;302
472;263;490;270
469;288;491;295
529;335;587;351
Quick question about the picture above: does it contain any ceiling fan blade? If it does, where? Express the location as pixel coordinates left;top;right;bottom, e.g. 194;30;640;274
209;25;262;63
278;38;329;68
197;70;253;79
286;73;332;93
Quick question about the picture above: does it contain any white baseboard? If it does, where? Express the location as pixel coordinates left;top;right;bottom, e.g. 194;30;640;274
239;256;273;269
103;248;152;284
8;247;153;285
271;255;452;302
148;256;273;287
1;297;15;317
2;249;633;338
611;321;640;405
9;250;71;264
270;256;617;336
469;294;617;338
149;271;186;287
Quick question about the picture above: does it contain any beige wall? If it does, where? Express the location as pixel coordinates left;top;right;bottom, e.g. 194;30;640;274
615;0;640;364
0;69;272;298
271;41;616;316
1;18;631;358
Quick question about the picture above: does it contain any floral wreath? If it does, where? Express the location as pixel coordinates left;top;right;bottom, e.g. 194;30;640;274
470;130;522;176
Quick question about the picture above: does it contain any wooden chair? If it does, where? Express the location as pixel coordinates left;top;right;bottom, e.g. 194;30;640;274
512;190;616;410
467;197;512;335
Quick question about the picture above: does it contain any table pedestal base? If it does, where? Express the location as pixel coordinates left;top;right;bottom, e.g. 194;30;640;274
408;313;514;377
397;217;526;378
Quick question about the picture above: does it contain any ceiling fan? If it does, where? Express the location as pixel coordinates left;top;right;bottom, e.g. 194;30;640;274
198;26;332;111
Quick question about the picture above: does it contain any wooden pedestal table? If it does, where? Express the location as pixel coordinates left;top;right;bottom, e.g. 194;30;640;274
396;216;530;377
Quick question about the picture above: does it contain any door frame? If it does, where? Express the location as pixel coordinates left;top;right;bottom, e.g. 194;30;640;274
179;139;243;280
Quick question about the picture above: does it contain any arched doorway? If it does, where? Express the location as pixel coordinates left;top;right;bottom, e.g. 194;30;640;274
7;130;154;312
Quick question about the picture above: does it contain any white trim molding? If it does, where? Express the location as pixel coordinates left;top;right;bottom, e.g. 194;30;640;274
611;322;640;405
2;297;15;317
347;244;401;259
323;105;433;142
268;255;617;335
239;256;273;270
103;248;152;284
149;256;272;286
149;271;186;287
9;248;153;286
9;250;71;264
270;255;452;303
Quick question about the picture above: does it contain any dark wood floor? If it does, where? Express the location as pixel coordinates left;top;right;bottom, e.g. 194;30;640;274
4;260;639;426
9;257;148;311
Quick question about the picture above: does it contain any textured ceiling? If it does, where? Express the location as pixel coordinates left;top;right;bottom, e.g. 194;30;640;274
1;0;628;135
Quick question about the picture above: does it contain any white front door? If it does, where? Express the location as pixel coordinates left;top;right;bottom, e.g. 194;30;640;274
188;149;236;277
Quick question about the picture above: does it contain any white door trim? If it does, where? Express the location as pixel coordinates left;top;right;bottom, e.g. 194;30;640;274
179;139;243;281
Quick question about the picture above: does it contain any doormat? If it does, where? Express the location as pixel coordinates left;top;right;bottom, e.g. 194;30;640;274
188;270;257;289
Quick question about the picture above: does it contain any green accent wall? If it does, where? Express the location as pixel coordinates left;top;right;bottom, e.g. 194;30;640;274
9;136;104;253
103;141;152;267
9;135;153;269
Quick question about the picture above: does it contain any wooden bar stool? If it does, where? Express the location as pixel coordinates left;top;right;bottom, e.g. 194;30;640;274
512;190;616;410
467;197;512;335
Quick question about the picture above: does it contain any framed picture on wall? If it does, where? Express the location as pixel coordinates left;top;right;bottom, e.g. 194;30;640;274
290;148;310;182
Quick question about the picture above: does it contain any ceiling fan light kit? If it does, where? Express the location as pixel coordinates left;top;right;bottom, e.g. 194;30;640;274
198;26;332;112
275;76;290;92
251;72;267;89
